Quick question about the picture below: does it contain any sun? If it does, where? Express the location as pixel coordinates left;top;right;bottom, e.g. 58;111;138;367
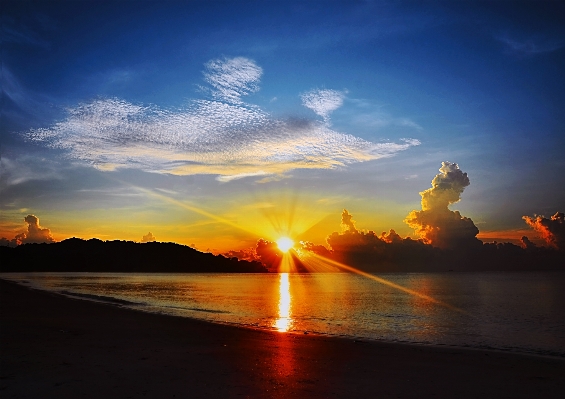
276;237;294;253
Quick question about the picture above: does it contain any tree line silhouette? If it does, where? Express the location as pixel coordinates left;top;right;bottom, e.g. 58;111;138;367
0;238;268;273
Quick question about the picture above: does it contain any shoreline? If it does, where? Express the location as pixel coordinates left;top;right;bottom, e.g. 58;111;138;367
5;276;564;361
2;279;565;398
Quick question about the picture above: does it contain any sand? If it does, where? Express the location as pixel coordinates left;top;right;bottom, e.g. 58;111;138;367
1;279;564;398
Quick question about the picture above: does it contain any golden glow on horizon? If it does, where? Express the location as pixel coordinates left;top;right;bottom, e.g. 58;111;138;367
50;179;465;316
276;237;294;253
124;182;325;247
274;272;292;332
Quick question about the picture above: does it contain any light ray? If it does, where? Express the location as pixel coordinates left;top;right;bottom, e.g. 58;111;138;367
301;252;466;314
128;184;260;237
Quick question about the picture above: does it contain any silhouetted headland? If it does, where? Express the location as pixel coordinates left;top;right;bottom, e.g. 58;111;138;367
0;238;268;273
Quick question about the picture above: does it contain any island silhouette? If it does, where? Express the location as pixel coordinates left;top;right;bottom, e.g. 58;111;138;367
0;238;267;273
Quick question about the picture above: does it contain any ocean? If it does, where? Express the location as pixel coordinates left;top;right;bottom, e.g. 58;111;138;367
3;271;565;358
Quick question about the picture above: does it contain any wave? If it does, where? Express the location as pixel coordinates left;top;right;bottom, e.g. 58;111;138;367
60;290;141;306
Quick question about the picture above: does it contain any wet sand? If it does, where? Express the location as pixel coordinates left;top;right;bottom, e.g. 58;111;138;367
1;278;564;398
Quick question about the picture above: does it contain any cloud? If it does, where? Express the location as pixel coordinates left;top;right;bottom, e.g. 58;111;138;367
222;248;259;262
203;57;262;104
216;171;269;183
497;34;564;55
24;57;420;181
404;162;481;249
0;237;16;247
351;108;422;131
301;89;345;122
519;236;536;250
254;238;281;270
141;232;156;243
326;209;385;254
0;156;62;188
320;209;441;272
523;212;565;250
1;66;58;128
2;15;52;49
340;209;358;234
12;214;55;245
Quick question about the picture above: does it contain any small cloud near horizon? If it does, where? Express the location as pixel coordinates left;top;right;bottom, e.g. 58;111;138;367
141;232;156;243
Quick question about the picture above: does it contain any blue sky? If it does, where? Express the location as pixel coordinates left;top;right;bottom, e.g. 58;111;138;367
2;0;564;250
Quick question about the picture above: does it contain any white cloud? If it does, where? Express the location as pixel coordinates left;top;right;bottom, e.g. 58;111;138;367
216;171;269;183
25;58;420;182
301;89;345;122
203;57;263;104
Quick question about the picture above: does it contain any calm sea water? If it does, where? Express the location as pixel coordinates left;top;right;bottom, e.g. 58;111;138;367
3;272;565;357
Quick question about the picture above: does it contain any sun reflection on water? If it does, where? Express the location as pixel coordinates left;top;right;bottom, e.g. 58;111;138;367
274;272;292;332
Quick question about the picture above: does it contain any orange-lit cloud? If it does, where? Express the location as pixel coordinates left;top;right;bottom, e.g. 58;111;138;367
523;212;565;249
7;214;55;245
404;162;481;249
255;239;282;271
141;232;156;243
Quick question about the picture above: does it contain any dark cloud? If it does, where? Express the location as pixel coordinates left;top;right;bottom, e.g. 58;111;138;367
380;229;403;244
321;209;438;271
327;209;385;255
255;239;282;271
316;207;564;272
247;239;308;272
298;241;332;258
0;237;16;247
523;212;565;250
404;162;481;250
294;162;564;272
222;248;259;263
520;236;537;250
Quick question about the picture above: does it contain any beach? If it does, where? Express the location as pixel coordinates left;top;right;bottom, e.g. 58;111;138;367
1;279;564;398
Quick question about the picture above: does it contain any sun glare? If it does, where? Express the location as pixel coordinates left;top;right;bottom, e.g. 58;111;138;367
277;237;294;253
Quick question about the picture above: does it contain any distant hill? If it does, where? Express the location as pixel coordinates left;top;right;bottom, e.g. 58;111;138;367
0;238;268;273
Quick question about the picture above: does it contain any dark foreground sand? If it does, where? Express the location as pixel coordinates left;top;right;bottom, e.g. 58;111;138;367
1;279;564;398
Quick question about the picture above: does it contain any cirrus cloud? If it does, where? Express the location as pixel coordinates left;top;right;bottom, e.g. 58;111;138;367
24;57;420;182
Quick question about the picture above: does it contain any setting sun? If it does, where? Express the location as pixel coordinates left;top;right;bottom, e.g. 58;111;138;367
276;237;294;253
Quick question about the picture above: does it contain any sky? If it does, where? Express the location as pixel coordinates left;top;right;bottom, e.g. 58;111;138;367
2;0;564;253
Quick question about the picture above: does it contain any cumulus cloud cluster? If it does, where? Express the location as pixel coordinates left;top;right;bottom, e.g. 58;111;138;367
326;209;386;254
0;214;55;247
404;162;480;249
25;57;419;181
523;212;565;250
